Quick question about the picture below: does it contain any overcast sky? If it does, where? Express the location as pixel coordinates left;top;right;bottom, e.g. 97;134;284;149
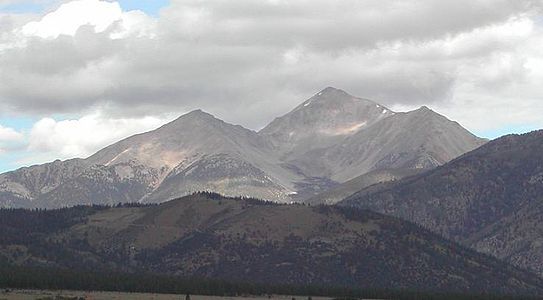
0;0;542;172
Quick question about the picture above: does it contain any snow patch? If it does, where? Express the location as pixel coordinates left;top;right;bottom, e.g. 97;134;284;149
304;100;312;107
318;92;322;96
382;109;388;114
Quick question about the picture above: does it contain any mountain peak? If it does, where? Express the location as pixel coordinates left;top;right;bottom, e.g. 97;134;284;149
259;88;395;152
309;87;354;103
1;87;487;211
179;109;215;120
187;108;205;114
317;86;348;96
163;109;222;129
407;105;440;118
297;87;384;111
417;105;432;112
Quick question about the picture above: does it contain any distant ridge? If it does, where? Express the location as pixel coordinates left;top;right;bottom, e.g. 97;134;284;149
260;87;486;183
0;87;486;208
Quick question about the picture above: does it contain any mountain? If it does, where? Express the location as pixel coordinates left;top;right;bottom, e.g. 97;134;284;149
1;193;542;296
86;109;300;203
260;88;486;183
0;87;485;208
340;130;543;276
279;104;486;183
306;168;423;205
260;87;394;156
0;110;301;208
0;158;88;208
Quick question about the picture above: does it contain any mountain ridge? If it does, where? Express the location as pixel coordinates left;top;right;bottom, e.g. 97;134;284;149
0;87;486;208
339;129;543;276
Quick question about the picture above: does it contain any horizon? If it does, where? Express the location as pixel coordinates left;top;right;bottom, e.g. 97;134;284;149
2;85;533;174
0;0;542;172
2;2;543;296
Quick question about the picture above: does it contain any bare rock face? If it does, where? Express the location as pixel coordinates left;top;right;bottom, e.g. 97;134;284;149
264;96;486;182
87;109;272;171
144;153;292;203
0;159;88;208
39;161;163;208
0;87;486;208
259;87;394;157
83;109;300;205
340;130;543;276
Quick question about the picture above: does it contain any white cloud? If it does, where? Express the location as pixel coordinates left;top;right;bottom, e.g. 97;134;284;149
27;112;170;159
0;124;23;142
19;0;154;39
0;124;24;156
0;0;541;159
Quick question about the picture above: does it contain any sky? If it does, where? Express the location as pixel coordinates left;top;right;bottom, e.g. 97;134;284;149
0;0;542;172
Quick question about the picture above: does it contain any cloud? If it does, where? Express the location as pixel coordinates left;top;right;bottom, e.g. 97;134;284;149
0;0;542;146
0;124;24;156
27;112;170;160
20;0;154;38
21;0;124;38
0;124;23;141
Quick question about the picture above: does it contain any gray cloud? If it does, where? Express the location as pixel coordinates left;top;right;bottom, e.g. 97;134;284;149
0;0;542;132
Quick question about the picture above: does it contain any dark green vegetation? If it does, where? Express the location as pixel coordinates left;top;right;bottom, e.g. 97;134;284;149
341;130;543;277
1;263;539;300
1;193;543;298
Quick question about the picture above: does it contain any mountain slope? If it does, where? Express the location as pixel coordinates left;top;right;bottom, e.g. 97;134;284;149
260;88;486;182
39;161;162;208
260;87;394;156
1;193;542;296
85;109;300;204
340;130;543;276
0;159;88;208
88;110;269;170
0;87;486;208
144;153;290;202
2;110;302;208
306;168;423;205
308;106;486;182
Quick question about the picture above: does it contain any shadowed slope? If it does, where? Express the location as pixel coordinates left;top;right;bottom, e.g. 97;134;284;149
1;193;542;296
341;130;543;276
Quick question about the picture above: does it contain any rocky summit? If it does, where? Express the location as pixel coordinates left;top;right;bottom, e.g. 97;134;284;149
0;87;486;209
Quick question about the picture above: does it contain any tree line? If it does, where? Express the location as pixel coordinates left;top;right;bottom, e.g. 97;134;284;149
0;263;538;300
